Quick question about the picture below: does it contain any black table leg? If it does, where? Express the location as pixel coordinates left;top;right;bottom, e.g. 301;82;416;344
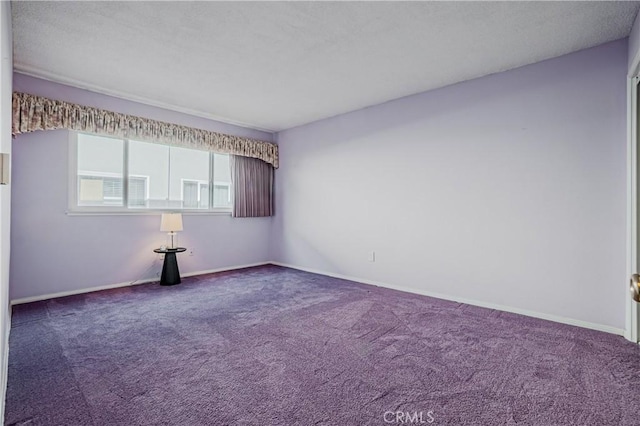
160;252;181;286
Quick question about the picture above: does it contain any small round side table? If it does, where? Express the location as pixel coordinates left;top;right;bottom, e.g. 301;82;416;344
153;247;187;286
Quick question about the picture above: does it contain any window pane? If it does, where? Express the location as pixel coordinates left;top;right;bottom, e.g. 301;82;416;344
170;147;210;209
129;141;210;209
76;133;233;211
128;176;148;208
103;177;123;201
199;184;209;209
183;181;198;208
213;184;230;208
77;134;124;206
213;154;232;208
128;140;169;209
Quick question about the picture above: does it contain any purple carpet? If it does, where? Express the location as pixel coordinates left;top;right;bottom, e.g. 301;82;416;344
5;265;640;425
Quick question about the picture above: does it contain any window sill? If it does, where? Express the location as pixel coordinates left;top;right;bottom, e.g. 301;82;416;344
65;209;232;217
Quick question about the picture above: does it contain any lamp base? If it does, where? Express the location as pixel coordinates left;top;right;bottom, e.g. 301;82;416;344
167;232;178;249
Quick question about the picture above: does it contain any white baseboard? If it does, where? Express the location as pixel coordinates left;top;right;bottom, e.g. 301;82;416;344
269;262;625;336
179;262;268;279
9;260;624;336
10;262;270;306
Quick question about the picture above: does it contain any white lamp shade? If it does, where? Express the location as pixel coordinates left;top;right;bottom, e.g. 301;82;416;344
160;213;183;232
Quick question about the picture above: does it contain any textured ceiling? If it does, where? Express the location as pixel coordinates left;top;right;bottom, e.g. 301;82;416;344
11;1;640;132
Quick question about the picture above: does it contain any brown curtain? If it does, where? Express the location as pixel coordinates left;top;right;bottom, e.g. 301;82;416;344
12;92;279;168
230;155;274;217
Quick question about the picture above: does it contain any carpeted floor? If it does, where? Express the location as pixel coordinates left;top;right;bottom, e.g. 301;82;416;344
5;265;640;425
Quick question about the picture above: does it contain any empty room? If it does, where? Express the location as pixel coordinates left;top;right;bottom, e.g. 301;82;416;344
1;1;640;425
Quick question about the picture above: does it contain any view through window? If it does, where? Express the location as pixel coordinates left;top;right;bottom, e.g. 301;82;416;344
76;133;232;210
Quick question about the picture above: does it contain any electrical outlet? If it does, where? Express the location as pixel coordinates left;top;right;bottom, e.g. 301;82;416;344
368;251;376;263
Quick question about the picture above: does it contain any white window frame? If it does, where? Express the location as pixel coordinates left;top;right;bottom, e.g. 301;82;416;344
68;131;232;215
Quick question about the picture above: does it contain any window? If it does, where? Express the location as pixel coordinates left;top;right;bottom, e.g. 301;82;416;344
73;132;232;212
181;179;209;209
213;153;232;209
128;176;149;208
199;184;210;209
78;174;123;206
213;183;231;208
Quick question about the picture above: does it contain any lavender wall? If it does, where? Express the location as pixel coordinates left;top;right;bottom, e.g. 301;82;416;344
10;74;273;300
272;40;628;331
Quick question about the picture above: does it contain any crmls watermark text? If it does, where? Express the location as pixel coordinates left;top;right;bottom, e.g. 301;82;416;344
383;410;435;424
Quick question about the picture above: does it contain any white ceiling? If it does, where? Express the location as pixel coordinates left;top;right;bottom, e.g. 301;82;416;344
11;1;640;133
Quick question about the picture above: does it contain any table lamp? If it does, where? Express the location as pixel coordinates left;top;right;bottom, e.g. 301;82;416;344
160;213;183;248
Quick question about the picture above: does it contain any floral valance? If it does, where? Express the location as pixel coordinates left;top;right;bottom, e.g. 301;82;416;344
12;92;279;168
